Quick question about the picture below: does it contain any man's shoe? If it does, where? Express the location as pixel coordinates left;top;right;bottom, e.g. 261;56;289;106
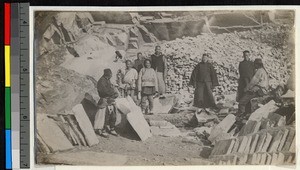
100;131;109;138
110;130;118;136
96;129;109;138
147;111;154;115
159;95;166;99
203;108;211;115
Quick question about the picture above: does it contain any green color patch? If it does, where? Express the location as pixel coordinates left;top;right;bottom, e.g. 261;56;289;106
5;87;11;129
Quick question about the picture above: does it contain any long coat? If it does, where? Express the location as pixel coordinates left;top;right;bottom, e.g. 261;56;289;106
237;60;255;101
189;62;219;108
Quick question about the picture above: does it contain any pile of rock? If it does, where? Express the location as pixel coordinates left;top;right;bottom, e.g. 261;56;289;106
143;25;292;106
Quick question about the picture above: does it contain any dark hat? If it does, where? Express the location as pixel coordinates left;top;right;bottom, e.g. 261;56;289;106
254;58;263;64
104;68;112;76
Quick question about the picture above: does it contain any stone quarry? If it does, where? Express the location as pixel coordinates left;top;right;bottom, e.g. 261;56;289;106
35;11;295;166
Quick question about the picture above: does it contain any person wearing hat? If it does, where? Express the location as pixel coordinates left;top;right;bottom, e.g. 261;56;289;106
237;58;269;118
237;50;255;101
94;68;119;138
189;53;219;113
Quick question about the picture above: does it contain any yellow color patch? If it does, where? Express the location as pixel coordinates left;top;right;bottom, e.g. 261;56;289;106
5;45;10;87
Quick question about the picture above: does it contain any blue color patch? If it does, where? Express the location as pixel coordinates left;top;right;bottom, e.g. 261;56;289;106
5;130;12;169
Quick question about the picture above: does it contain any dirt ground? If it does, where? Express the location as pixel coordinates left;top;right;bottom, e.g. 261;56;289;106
93;135;211;165
39;131;213;166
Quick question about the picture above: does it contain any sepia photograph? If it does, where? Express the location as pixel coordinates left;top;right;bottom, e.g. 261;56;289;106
34;8;296;166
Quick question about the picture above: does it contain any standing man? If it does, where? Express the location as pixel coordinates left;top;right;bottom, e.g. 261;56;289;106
237;50;255;101
94;68;119;138
189;53;219;112
133;52;144;73
151;45;167;98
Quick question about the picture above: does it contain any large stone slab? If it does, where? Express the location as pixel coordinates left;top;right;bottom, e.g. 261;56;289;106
266;153;272;165
282;129;295;151
120;96;152;141
260;153;267;165
248;100;279;122
255;133;267;153
271;153;278;165
64;115;87;146
238;154;248;165
231;137;241;153
277;152;285;164
208;114;236;142
226;139;236;155
244;135;253;154
126;95;144;113
289;137;296;152
150;126;181;137
72;104;99;146
127;111;152;141
36;133;51;153
40;151;128;165
277;129;289;151
211;139;233;155
37;114;73;152
268;130;284;152
249;134;259;154
115;98;131;115
261;133;273;152
251;153;257;165
148;120;169;127
238;136;249;153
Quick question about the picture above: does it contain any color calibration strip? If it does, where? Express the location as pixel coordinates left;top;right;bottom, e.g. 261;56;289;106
5;2;12;170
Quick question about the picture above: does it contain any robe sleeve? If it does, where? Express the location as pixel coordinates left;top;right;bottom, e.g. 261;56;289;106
189;65;197;87
210;64;219;87
163;55;168;78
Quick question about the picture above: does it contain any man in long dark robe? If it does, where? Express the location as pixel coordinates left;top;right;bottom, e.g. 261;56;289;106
189;54;219;111
237;50;255;101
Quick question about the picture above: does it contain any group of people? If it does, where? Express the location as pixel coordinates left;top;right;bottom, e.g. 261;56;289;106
93;46;270;138
93;45;168;137
117;45;168;115
187;50;269;119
